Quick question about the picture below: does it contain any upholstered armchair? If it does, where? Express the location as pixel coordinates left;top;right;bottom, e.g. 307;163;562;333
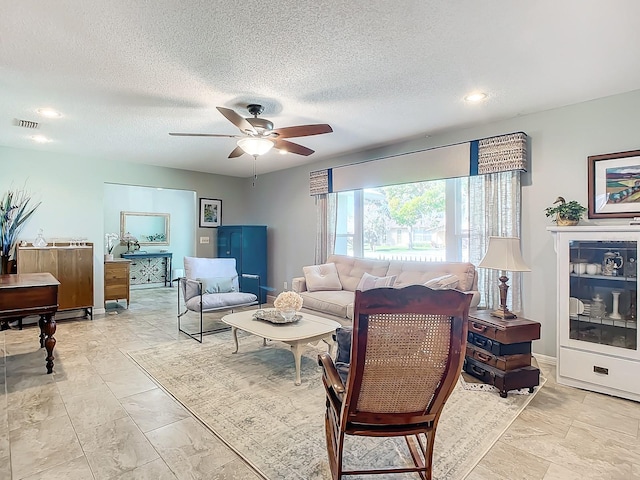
177;256;258;342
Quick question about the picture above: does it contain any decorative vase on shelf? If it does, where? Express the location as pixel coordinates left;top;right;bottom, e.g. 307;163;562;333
556;216;578;227
610;291;622;320
104;253;114;261
33;229;48;247
590;294;606;322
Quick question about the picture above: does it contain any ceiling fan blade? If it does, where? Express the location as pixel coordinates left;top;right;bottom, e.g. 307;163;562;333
169;133;239;138
228;146;245;158
271;124;333;139
274;139;314;156
216;107;257;135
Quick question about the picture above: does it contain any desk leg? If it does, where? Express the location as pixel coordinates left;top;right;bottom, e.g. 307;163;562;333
39;314;56;374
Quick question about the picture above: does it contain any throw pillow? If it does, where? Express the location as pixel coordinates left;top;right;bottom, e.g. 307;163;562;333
197;276;237;294
424;274;459;290
334;326;353;385
303;263;342;292
356;272;397;291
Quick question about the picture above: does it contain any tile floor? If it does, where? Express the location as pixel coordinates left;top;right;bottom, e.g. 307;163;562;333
1;287;639;479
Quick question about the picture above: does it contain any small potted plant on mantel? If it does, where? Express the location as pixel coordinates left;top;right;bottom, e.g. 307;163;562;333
545;196;587;226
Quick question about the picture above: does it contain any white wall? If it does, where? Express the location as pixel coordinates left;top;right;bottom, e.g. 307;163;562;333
104;184;196;272
245;89;640;358
0;146;248;309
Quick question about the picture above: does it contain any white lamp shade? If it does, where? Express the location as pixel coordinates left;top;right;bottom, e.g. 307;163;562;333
478;236;530;272
237;137;274;156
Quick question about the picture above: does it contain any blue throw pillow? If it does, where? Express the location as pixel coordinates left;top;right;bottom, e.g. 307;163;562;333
334;326;353;384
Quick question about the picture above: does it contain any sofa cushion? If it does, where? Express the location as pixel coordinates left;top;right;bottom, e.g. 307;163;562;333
356;272;397;291
303;262;342;292
197;276;237;294
299;290;354;319
184;257;240;291
425;274;459;290
185;291;257;312
327;254;390;292
387;260;476;291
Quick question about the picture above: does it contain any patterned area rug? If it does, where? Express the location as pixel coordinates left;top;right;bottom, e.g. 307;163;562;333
129;331;544;480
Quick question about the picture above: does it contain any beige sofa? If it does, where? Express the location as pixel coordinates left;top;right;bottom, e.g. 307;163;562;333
292;254;479;325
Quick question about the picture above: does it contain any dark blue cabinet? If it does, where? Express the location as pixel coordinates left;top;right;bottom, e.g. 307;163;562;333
217;225;267;303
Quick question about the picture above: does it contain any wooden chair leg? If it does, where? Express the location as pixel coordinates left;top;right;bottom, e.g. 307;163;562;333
325;404;345;480
406;432;434;480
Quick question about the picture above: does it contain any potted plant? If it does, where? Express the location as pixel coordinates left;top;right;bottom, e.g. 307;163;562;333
545;196;587;226
0;188;40;274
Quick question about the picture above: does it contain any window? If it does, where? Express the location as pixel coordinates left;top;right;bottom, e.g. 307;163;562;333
335;177;469;262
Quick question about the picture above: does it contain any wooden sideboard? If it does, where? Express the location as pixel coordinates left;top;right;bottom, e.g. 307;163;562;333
463;310;541;397
121;252;172;287
104;259;131;308
16;243;94;318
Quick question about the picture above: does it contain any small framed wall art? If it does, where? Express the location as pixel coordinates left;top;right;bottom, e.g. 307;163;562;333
199;198;222;227
588;149;640;218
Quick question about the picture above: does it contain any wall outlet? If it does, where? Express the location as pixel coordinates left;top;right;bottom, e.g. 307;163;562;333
283;281;288;291
199;236;210;244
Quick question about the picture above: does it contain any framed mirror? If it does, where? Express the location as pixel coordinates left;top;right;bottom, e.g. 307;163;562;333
120;211;170;246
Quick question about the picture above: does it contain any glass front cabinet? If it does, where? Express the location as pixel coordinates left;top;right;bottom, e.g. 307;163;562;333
548;225;640;402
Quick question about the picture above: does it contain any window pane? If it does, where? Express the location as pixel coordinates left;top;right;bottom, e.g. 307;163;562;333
335;191;355;256
335;178;469;262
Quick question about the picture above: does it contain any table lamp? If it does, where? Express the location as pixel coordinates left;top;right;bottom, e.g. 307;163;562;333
478;236;530;319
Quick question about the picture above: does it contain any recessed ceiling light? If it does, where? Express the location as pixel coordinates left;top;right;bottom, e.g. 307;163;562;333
279;150;288;155
31;134;51;143
36;108;62;118
464;92;488;103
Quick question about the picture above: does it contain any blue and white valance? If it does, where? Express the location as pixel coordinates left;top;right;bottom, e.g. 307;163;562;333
310;132;527;195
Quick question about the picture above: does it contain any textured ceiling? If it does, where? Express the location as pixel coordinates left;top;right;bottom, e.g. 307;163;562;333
2;1;640;177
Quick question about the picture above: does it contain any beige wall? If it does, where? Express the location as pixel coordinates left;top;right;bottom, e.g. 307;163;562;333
246;89;640;358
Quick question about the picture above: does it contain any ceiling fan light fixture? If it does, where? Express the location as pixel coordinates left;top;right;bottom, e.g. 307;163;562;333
464;92;488;103
237;137;274;156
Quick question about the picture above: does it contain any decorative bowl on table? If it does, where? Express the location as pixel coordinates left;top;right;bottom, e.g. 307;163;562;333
253;309;301;324
279;309;297;322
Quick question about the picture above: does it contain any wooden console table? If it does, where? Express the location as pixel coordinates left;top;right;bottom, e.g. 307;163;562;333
0;273;60;374
464;310;541;397
121;252;172;287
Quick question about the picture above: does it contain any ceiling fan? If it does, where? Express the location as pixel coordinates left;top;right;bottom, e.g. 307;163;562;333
169;104;333;158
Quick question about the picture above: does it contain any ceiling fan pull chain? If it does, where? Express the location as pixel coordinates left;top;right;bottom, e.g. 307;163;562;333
252;155;258;187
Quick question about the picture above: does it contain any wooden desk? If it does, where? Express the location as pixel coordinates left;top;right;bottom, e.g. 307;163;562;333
0;273;60;374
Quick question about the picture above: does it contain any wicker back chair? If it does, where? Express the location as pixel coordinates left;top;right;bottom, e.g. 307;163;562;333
317;285;472;480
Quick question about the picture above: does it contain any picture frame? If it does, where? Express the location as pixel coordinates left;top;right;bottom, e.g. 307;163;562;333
588;149;640;219
199;198;222;227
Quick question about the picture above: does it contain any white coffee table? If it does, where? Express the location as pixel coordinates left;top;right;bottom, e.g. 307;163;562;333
222;310;342;385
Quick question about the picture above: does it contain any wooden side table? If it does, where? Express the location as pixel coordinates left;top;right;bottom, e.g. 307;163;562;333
104;259;131;308
464;310;541;397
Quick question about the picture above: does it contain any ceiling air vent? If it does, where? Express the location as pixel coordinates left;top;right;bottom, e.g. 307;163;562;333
14;119;39;129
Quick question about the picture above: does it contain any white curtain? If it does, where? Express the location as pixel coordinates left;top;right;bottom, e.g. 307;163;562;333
469;171;523;311
315;193;337;264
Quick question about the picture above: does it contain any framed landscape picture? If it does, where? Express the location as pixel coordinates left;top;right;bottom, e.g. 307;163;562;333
588;150;640;219
199;198;221;227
